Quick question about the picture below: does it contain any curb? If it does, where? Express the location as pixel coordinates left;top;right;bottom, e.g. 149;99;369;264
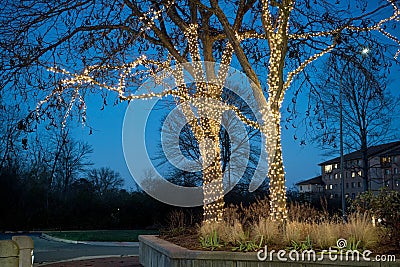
41;233;139;247
41;233;79;244
34;255;138;266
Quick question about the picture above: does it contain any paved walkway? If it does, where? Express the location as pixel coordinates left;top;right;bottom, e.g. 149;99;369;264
35;256;141;267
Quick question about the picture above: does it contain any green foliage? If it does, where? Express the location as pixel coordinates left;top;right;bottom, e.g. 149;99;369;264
331;238;361;253
351;189;400;241
346;238;361;251
199;230;223;251
232;235;264;252
286;235;313;252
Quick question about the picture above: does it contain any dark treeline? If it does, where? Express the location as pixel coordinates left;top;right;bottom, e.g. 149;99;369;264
0;124;179;230
0;165;173;230
0;109;324;231
0;158;271;231
0;125;273;230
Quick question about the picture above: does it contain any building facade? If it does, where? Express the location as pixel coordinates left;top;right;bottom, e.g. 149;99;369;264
296;175;324;194
319;141;400;200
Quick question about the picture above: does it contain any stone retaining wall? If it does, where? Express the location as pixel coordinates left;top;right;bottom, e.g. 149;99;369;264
139;235;399;267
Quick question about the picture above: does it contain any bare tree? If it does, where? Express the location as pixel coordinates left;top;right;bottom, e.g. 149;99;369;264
1;0;399;222
312;48;398;191
46;132;94;195
88;167;124;194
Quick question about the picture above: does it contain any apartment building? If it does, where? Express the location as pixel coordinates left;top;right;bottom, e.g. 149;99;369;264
296;175;324;194
319;141;400;200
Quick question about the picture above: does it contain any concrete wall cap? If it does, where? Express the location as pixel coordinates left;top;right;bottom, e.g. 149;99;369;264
12;236;34;249
0;240;19;257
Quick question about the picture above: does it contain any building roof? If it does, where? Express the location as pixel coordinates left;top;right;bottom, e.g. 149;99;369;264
296;175;324;186
319;141;400;166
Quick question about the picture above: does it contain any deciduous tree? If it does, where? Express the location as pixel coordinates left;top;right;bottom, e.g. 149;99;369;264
1;0;399;223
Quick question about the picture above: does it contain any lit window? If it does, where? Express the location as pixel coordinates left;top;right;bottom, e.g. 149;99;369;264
329;184;333;190
357;170;362;177
334;173;338;179
325;165;333;173
351;172;356;178
381;156;391;165
396;181;399;187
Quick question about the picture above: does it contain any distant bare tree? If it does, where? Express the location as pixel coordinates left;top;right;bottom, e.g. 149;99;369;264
1;0;399;222
48;131;93;195
88;167;124;194
311;48;398;190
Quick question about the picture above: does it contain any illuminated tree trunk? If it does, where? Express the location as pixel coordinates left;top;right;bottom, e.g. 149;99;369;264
265;106;288;222
199;118;224;223
264;26;289;221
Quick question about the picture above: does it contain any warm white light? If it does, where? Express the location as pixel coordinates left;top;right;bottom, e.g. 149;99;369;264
41;0;399;224
361;47;370;55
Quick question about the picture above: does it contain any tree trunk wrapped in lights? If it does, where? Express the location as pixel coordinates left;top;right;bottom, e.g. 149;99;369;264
3;0;399;225
262;105;287;222
199;121;225;223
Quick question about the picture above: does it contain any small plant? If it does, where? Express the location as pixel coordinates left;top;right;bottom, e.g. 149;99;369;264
332;238;361;253
232;235;264;252
346;238;361;251
199;229;223;250
286;235;313;252
165;209;187;235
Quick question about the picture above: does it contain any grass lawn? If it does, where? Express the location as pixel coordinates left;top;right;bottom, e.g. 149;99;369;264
45;230;159;242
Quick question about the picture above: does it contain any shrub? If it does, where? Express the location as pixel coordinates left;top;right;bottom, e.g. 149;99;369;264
351;189;400;243
345;212;378;249
199;220;245;246
252;217;281;245
288;202;326;223
309;221;342;249
284;221;312;246
196;200;382;251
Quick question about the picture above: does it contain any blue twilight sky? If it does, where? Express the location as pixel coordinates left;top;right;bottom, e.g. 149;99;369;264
39;0;399;194
71;89;327;191
68;36;400;193
70;59;400;192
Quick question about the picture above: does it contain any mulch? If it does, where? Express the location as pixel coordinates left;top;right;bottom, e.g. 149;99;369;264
36;256;142;267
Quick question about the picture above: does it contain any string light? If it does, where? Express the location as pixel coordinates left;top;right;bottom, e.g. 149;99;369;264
40;0;399;224
288;0;400;60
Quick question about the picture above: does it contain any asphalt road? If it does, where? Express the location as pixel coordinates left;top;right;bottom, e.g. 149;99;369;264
0;233;139;264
